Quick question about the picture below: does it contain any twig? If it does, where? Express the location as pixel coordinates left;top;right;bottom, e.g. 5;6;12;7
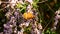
42;17;53;32
45;3;55;12
0;5;9;11
38;0;48;3
42;2;55;32
0;1;16;4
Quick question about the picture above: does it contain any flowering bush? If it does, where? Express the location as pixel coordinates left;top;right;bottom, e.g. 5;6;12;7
0;0;60;34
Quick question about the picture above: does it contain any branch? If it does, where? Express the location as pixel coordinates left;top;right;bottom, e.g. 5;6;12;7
38;0;48;3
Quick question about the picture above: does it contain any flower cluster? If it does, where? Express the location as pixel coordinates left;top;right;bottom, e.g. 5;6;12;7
3;0;42;34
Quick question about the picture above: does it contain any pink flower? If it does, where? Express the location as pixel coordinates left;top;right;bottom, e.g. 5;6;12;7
25;0;33;4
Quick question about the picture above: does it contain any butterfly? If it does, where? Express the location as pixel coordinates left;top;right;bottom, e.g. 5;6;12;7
23;12;34;20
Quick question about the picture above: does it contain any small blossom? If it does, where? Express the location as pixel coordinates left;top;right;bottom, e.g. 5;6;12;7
10;25;13;27
25;0;33;4
25;22;30;27
19;28;24;34
0;1;1;5
27;5;32;12
9;0;17;8
14;30;17;33
38;23;42;29
18;0;24;4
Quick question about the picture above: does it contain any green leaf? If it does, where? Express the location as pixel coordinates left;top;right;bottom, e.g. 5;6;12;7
16;3;23;8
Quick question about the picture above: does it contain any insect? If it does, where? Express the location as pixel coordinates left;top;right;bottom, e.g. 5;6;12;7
23;12;34;20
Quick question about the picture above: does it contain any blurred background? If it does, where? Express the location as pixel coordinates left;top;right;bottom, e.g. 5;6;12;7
0;0;60;34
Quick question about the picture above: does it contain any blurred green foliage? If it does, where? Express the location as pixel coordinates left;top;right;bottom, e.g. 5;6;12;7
42;28;57;34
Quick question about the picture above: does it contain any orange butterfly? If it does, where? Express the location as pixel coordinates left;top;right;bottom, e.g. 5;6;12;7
23;12;34;20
